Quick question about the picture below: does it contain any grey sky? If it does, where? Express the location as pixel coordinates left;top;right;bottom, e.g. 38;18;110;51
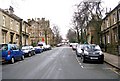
0;0;119;39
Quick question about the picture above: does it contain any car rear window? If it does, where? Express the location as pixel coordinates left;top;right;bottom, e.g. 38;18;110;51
0;44;8;50
38;44;43;46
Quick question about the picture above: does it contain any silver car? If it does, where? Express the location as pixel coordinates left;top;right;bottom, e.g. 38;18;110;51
76;44;84;57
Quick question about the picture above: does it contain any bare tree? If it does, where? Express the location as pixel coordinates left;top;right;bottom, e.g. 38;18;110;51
73;0;104;44
67;28;77;43
52;25;62;44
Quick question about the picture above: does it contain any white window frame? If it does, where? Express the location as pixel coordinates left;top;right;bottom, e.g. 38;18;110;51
2;32;6;43
106;19;109;28
107;35;110;43
115;34;118;42
113;13;116;24
3;15;6;27
10;19;14;29
26;26;28;33
119;9;120;21
16;23;19;32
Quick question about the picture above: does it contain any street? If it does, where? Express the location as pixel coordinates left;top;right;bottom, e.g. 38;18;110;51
2;45;119;79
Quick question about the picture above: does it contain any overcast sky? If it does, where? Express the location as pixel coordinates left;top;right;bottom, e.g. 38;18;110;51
0;0;119;39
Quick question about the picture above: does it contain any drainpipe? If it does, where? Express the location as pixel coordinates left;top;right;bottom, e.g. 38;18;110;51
19;19;23;48
25;23;26;46
117;6;120;55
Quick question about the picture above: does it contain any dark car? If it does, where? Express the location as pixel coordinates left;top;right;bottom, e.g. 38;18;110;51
0;44;25;64
81;44;104;63
34;46;43;54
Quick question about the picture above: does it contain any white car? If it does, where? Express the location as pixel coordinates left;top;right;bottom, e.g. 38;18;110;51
38;42;47;51
22;46;35;57
45;45;52;50
76;44;84;57
71;43;78;50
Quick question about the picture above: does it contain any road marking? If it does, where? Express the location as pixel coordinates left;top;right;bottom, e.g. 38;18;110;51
79;63;81;65
110;68;120;75
75;56;85;68
58;68;62;71
81;65;84;68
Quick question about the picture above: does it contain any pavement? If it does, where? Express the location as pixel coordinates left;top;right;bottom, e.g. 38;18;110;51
104;52;120;69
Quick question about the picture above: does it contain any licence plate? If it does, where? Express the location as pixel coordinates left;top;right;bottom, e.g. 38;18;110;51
90;57;98;59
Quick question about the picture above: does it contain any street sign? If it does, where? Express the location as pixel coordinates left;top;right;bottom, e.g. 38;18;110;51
42;37;44;42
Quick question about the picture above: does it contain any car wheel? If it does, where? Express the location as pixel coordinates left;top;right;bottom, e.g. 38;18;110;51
28;53;31;57
77;54;80;57
34;52;36;55
100;60;104;64
21;55;24;60
82;57;86;63
11;57;15;64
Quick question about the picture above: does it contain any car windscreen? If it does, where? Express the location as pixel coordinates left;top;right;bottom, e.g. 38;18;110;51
90;45;101;51
83;45;91;50
0;44;8;50
22;47;29;50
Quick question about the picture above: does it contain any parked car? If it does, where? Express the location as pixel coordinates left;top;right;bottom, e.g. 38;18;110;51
0;44;25;64
76;44;84;57
22;46;35;57
45;45;52;50
34;46;43;54
38;42;47;51
56;43;62;47
81;44;104;63
69;43;74;47
71;43;78;50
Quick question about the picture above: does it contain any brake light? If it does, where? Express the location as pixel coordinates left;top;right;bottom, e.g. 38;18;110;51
8;51;11;55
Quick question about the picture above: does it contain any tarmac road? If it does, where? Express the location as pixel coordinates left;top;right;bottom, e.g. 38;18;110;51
2;45;119;79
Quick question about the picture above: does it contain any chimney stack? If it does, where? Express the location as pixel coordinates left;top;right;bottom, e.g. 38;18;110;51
9;6;14;14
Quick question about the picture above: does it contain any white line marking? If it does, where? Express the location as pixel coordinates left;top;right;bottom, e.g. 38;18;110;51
79;63;81;65
81;66;84;68
76;56;85;68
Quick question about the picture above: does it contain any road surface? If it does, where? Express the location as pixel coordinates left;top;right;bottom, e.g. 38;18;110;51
2;45;119;79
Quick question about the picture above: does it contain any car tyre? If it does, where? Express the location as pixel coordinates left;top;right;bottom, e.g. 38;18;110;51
77;54;80;57
10;57;15;64
82;57;86;63
21;55;24;60
100;60;104;64
34;52;36;55
28;53;31;57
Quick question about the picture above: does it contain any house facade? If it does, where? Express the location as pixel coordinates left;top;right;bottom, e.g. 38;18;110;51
101;4;120;55
28;18;54;46
0;8;21;46
0;7;31;46
22;21;31;46
86;20;101;44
